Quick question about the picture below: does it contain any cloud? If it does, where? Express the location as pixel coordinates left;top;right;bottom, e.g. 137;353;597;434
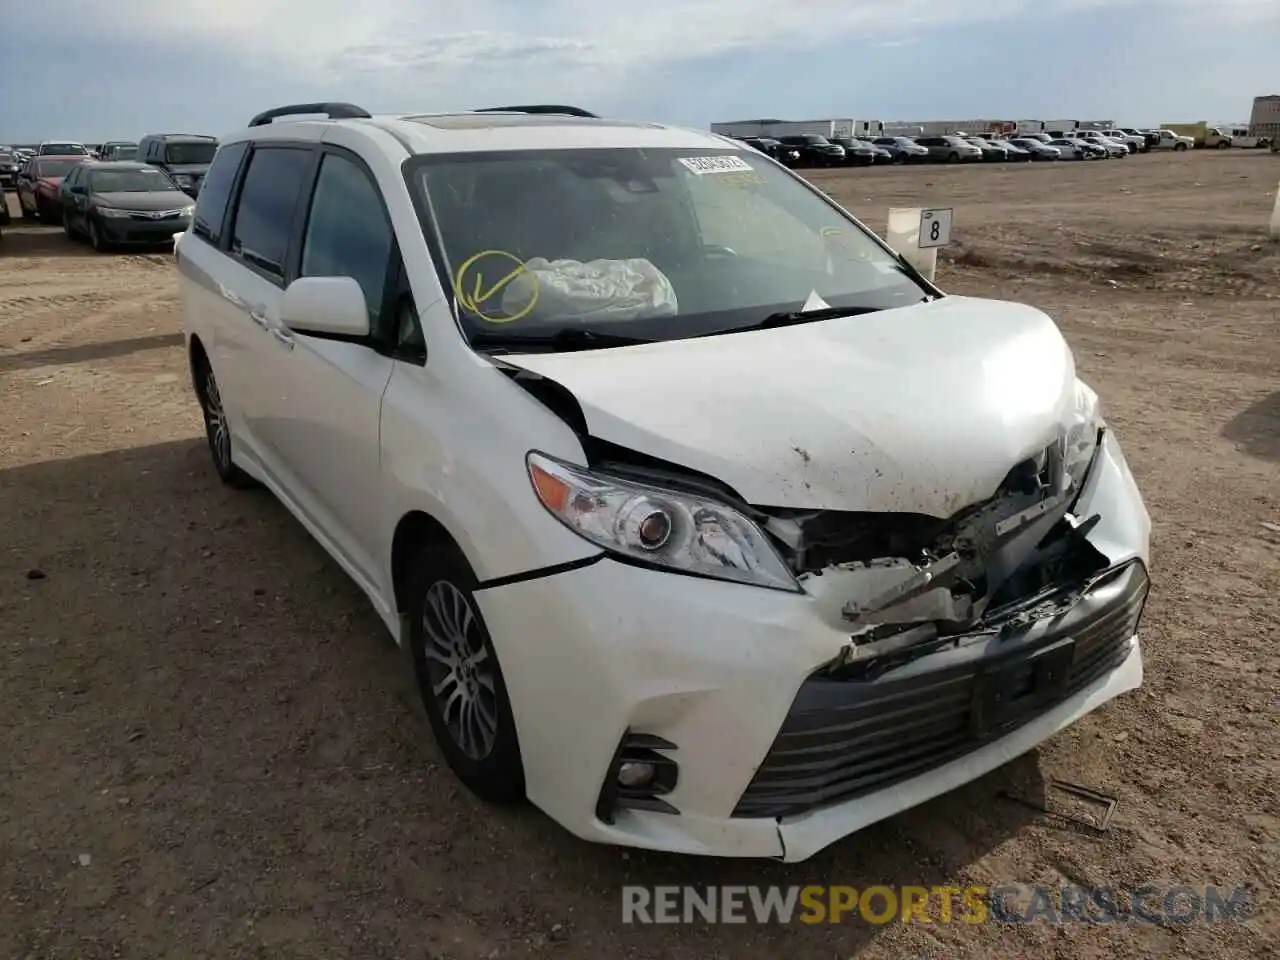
9;0;1277;139
18;1;1177;97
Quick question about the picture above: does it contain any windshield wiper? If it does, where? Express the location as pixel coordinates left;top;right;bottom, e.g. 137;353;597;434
469;328;653;354
752;304;888;330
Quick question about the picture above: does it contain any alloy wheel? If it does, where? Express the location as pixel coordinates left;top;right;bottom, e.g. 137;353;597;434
202;367;231;471
421;580;500;761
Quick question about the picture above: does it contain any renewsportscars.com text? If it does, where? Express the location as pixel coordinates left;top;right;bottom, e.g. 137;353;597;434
621;884;1253;925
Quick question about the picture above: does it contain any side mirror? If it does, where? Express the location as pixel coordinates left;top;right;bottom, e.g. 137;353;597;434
279;276;370;337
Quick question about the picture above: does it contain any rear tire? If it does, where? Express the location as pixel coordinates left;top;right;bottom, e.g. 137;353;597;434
193;353;256;488
406;543;525;804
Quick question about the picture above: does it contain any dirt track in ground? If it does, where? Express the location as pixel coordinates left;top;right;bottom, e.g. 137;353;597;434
1;150;1278;959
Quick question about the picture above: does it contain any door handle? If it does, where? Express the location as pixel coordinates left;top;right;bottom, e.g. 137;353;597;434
271;328;295;350
249;310;269;329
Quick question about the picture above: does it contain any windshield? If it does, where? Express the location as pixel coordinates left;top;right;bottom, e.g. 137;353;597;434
89;169;177;193
36;159;78;178
106;145;138;160
164;142;217;164
408;147;928;346
41;143;86;155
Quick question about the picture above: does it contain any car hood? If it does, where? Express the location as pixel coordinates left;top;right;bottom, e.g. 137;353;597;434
497;296;1079;517
94;190;193;210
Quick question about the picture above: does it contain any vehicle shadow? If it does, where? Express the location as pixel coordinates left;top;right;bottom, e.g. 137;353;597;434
0;332;184;372
1222;391;1280;462
0;224;105;259
0;438;1071;957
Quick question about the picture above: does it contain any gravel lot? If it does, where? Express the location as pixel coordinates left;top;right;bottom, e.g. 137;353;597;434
1;150;1277;959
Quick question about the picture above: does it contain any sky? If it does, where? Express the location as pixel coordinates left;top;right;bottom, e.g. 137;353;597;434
2;0;1277;143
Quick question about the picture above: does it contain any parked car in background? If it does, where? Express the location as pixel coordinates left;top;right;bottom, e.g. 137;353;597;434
0;181;9;239
1018;132;1054;145
830;137;879;166
871;136;930;162
856;138;894;163
99;140;139;161
987;139;1033;162
964;137;1009;162
15;155;84;220
738;137;801;167
774;134;846;167
37;140;90;157
1149;129;1193;151
0;148;19;186
915;135;983;162
59;160;194;251
1225;126;1272;149
1119;128;1159;151
1008;138;1060;160
1098;129;1146;153
138;133;219;197
1046;138;1094;160
1073;132;1129;157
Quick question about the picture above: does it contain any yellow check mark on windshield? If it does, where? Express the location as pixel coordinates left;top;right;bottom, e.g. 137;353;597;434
469;264;527;306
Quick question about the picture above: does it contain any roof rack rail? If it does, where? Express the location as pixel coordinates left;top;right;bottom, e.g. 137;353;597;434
473;104;599;118
248;102;373;127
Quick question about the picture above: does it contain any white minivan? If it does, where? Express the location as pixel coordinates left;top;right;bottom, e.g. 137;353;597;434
175;102;1153;862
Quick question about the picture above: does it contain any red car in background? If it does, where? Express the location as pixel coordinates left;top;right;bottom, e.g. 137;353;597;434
16;155;86;221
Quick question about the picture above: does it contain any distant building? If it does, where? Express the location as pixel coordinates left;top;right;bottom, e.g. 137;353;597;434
1249;95;1280;141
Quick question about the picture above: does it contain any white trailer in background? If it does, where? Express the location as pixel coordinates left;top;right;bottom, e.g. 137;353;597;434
1015;120;1045;133
709;120;783;138
709;118;858;139
1043;120;1078;133
882;122;925;137
1075;119;1115;131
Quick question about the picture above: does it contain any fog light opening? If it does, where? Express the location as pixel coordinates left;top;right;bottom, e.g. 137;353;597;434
617;761;656;788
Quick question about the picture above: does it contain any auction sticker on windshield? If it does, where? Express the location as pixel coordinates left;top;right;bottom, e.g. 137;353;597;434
678;155;755;176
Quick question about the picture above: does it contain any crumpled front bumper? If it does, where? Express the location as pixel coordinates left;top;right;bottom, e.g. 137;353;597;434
473;430;1150;860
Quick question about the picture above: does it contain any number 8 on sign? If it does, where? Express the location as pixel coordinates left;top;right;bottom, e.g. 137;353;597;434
917;207;953;249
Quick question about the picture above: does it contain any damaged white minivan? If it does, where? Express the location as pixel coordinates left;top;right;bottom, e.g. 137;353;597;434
176;103;1151;862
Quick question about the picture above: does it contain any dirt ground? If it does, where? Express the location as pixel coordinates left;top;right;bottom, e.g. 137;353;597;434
1;150;1277;959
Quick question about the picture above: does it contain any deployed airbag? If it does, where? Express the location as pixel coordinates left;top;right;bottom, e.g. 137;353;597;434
502;257;678;321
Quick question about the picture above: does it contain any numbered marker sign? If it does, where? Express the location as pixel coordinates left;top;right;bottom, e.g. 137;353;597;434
918;208;953;249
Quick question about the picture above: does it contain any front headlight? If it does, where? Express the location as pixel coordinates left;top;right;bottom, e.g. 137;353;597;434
96;207;130;218
527;452;799;592
1063;379;1104;497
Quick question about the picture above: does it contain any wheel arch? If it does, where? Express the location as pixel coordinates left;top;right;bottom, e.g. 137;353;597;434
391;510;468;617
188;333;210;402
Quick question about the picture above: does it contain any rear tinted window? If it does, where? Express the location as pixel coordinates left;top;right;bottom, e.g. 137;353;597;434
229;146;313;279
165;142;217;165
192;141;248;246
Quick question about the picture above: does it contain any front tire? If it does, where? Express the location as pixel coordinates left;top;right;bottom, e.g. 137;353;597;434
1174;142;1188;152
407;544;525;804
88;218;112;252
194;354;256;488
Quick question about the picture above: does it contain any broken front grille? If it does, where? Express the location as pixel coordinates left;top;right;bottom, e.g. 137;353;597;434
732;560;1149;820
